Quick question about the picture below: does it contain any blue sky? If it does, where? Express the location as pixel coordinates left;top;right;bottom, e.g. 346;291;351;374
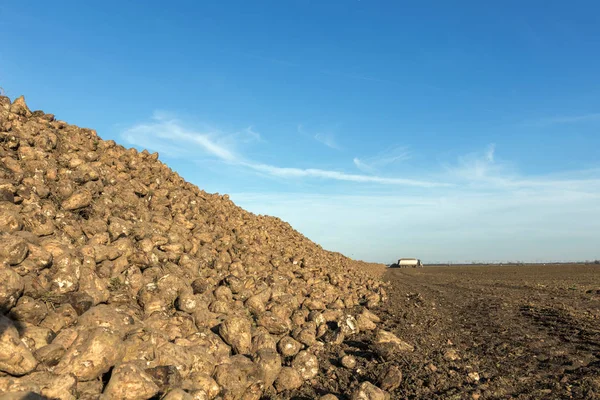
1;1;599;263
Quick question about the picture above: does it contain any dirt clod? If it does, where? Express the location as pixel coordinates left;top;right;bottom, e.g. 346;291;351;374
443;348;460;361
351;381;390;400
379;365;402;391
340;355;356;369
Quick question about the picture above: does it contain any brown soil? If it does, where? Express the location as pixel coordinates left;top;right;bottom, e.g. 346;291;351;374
291;264;600;399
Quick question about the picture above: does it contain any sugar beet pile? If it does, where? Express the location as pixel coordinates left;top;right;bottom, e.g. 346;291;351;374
0;96;408;400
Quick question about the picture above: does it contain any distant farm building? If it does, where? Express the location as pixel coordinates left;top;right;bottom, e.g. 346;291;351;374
389;258;423;268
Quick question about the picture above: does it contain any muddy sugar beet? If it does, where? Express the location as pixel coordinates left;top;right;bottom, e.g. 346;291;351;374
0;95;389;399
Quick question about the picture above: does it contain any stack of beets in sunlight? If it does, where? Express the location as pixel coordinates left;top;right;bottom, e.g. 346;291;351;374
0;95;389;399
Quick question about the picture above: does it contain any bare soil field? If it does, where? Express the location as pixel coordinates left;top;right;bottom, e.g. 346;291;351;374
293;264;600;399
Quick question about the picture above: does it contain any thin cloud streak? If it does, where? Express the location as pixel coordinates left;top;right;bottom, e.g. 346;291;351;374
122;115;600;192
122;114;448;188
440;143;600;191
123;116;237;162
443;143;503;181
314;132;340;150
242;162;450;187
298;124;341;150
354;146;411;173
353;157;375;173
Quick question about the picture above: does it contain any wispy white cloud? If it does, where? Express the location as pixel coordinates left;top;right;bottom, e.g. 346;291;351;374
231;126;263;143
353;157;375;174
485;143;495;162
298;124;341;150
242;163;449;187
123;113;237;162
122;116;600;193
443;143;503;181
314;132;340;150
122;114;447;187
354;146;411;173
441;143;600;192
